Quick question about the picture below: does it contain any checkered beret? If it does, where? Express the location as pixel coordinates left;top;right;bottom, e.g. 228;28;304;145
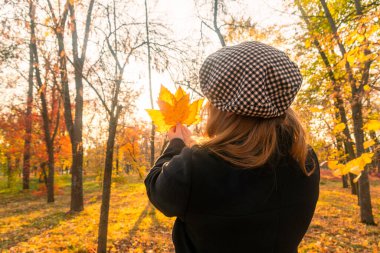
199;41;302;118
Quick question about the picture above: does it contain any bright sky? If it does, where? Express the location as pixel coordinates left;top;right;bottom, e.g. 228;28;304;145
0;0;298;127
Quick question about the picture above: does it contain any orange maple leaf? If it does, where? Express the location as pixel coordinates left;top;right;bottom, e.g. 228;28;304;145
146;85;204;133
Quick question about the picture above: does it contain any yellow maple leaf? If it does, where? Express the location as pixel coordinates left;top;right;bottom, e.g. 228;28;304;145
344;152;374;175
146;85;204;133
329;152;374;177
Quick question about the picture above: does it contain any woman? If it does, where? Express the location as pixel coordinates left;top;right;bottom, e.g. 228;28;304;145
145;42;320;253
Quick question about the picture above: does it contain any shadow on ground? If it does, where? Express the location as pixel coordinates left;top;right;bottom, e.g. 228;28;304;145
0;209;78;249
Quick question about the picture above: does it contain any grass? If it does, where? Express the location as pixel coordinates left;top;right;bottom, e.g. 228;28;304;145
0;171;379;253
298;171;380;253
0;174;174;253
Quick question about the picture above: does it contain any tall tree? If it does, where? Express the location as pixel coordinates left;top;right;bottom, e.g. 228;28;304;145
22;4;34;190
144;0;156;167
53;0;95;212
82;2;145;250
319;0;375;225
28;0;61;203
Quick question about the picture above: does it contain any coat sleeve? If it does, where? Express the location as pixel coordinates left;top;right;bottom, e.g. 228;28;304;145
144;138;192;219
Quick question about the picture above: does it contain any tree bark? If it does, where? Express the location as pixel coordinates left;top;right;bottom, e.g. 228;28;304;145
97;107;121;253
341;175;349;188
351;97;374;223
337;138;348;188
23;21;34;190
150;124;155;166
40;162;48;187
144;0;156;167
369;131;379;175
213;0;225;47
6;154;11;188
115;145;119;175
345;144;358;195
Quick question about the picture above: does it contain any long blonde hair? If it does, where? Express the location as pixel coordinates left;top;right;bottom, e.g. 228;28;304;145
202;103;314;175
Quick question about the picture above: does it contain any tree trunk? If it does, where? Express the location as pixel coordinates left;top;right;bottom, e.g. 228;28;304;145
341;175;349;188
373;135;380;176
150;124;155;166
70;68;84;212
213;0;225;47
47;145;55;203
48;0;81;208
29;0;55;203
23;32;34;190
115;145;119;175
38;82;55;203
351;100;375;224
349;173;358;195
336;133;349;189
337;136;348;189
40;162;48;187
6;155;11;188
369;122;380;176
15;157;20;178
67;0;95;212
144;0;156;167
97;107;121;253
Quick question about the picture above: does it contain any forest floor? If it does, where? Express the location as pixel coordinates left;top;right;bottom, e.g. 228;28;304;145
0;171;379;253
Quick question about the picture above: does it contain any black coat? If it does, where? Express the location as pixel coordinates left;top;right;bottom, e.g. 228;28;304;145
145;138;320;253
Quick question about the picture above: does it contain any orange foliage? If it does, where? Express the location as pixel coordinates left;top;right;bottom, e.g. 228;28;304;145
0;108;27;158
0;104;71;170
31;183;64;197
116;126;142;169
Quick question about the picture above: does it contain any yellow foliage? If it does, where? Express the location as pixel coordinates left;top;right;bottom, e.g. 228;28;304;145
363;120;380;131
333;123;346;134
137;166;147;178
309;107;323;113
328;160;345;177
329;152;374;177
363;139;375;149
305;39;312;49
146;85;204;133
327;160;343;170
346;53;356;65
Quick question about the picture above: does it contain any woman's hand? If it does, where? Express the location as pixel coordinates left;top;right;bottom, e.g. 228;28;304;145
168;124;194;147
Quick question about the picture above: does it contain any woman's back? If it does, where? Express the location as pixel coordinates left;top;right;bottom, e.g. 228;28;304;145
145;139;320;253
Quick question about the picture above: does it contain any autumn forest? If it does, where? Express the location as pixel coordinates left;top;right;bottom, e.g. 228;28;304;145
0;0;379;252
